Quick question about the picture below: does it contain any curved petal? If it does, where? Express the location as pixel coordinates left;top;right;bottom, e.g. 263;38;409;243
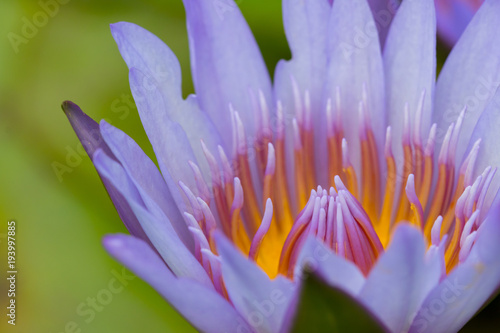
111;22;182;104
216;233;295;333
93;149;212;288
293;236;366;296
384;0;436;171
274;0;331;187
359;224;441;333
111;22;223;174
323;0;386;177
182;0;273;150
409;204;500;333
62;101;149;243
99;120;193;251
435;0;483;46
103;234;251;333
434;0;500;168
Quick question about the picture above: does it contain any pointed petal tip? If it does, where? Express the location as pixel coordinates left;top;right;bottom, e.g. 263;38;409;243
102;234;148;261
109;21;131;34
109;21;142;40
102;233;127;250
99;118;113;133
61;100;81;115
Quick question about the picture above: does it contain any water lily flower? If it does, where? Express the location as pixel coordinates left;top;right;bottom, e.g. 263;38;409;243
63;0;500;332
435;0;484;46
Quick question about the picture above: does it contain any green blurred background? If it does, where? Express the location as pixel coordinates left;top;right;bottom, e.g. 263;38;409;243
0;0;497;332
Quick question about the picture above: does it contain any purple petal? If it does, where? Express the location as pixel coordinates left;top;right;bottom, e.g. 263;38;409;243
273;62;300;210
383;0;436;171
62;101;150;243
359;224;441;333
128;68;201;212
366;0;400;47
323;0;386;176
434;0;500;168
111;22;182;104
182;0;273;150
282;0;330;65
99;120;193;252
93;149;212;288
103;234;251;333
111;22;223;172
215;233;295;333
409;204;500;333
294;236;366;296
274;0;331;187
435;0;483;46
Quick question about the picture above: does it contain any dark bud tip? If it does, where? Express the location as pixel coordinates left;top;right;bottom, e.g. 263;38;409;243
61;100;81;115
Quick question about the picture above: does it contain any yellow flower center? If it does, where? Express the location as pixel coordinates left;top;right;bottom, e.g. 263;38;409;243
182;89;493;286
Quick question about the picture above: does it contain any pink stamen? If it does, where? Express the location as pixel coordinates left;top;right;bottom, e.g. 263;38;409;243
179;181;204;222
291;76;303;126
385;126;393;158
189;160;211;202
431;216;444;246
231;178;244;214
184;212;203;261
460;211;479;247
405;174;424;230
335;202;346;258
218;145;234;185
249;199;273;261
200;248;224;294
188;226;211;272
304;90;312;130
325;196;336;247
413;90;426;148
201;140;221;187
476;167;497;220
424;123;437;157
265;143;276;176
459;231;477;263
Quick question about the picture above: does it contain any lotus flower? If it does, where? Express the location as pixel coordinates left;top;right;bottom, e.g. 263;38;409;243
63;0;500;332
435;0;484;46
